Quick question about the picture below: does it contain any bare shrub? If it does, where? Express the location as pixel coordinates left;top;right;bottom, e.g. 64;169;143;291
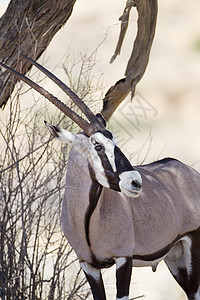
0;50;102;300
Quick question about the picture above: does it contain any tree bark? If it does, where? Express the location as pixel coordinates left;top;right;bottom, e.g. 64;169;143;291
101;0;158;121
0;0;76;108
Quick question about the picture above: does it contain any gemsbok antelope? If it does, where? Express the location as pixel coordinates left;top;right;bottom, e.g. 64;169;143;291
1;56;200;300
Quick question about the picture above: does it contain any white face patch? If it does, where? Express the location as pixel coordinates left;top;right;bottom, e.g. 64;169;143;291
119;171;142;198
89;145;110;188
90;132;116;172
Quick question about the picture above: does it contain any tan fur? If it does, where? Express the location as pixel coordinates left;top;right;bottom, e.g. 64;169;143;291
61;144;200;265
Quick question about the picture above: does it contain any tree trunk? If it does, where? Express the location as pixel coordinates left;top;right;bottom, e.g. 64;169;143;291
0;0;76;108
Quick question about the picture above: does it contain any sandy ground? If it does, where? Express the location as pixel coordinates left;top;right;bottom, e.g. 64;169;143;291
1;0;200;299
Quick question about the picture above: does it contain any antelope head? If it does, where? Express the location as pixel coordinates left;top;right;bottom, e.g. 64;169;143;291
0;56;142;198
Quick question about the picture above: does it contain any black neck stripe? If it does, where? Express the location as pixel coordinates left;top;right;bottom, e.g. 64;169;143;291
85;164;102;247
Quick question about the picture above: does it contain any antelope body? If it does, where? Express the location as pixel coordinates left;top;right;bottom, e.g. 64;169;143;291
64;151;200;264
1;57;200;300
59;131;200;300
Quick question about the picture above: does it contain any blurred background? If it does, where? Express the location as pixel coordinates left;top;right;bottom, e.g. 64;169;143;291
0;0;200;299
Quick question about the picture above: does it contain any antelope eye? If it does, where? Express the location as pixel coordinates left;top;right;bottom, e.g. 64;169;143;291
95;144;103;152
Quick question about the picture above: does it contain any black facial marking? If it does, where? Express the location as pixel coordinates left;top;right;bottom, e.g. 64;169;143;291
97;150;120;192
85;164;102;247
93;134;135;190
114;146;134;175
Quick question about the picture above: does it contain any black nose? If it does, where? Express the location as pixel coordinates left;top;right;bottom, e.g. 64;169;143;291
132;180;142;190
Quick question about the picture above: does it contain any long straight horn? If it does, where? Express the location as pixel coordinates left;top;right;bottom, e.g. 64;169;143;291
0;62;95;136
22;55;104;131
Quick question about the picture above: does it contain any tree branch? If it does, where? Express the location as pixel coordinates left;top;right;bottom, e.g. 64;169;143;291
101;0;158;121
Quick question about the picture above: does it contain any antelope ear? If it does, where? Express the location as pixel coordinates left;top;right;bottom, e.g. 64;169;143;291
44;121;76;144
95;113;106;127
